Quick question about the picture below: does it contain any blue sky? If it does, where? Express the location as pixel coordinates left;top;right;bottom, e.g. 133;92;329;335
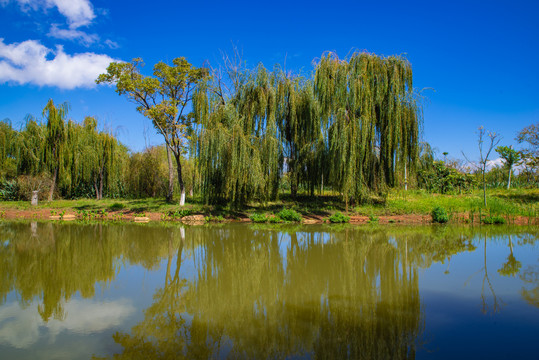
0;0;537;163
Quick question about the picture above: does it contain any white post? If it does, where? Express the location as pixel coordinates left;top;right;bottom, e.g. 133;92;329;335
31;191;38;206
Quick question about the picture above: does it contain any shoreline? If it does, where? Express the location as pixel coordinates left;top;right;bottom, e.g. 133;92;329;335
0;207;536;226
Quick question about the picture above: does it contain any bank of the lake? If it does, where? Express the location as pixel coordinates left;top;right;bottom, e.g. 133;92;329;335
0;188;537;225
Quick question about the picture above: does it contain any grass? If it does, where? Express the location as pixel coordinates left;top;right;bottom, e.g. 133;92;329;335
0;188;536;223
355;188;538;218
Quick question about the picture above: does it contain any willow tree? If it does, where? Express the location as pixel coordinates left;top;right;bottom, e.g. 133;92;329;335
273;70;324;197
314;52;421;209
194;64;282;205
97;58;208;205
68;117;118;200
42;99;69;201
0;119;17;179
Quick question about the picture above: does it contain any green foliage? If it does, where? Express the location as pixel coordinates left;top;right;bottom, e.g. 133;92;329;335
170;209;192;219
109;202;125;211
314;52;421;208
276;209;302;222
368;214;379;223
329;212;350;223
267;215;284;223
482;215;506;225
195;51;422;207
496;145;521;189
0;180;19;201
431;206;449;223
205;215;225;222
97;58;209;204
418;161;475;194
249;213;269;223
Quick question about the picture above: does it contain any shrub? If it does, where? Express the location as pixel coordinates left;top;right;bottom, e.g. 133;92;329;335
172;209;192;219
329;212;350;223
368;214;379;223
268;215;284;223
482;215;506;225
431;206;449;223
109;202;124;211
206;215;225;222
277;209;302;222
250;213;268;223
0;180;19;201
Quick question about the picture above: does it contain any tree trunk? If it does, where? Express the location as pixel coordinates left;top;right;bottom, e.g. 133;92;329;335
482;168;487;207
94;180;99;200
507;167;512;189
98;169;104;200
404;162;408;191
166;146;174;202
48;166;58;201
174;154;186;206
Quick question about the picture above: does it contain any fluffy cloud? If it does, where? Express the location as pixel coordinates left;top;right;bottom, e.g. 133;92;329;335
3;0;95;28
486;157;505;170
0;38;116;89
0;298;135;349
48;23;99;46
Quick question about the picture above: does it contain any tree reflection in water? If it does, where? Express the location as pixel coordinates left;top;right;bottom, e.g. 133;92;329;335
0;223;536;359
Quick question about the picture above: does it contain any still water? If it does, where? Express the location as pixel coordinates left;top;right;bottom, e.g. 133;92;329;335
0;222;537;359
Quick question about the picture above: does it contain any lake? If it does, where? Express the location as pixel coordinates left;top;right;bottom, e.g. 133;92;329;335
0;222;537;359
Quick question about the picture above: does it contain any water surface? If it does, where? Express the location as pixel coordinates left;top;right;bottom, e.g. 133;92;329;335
0;222;537;359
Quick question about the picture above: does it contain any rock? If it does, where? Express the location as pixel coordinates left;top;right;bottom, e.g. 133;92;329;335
181;215;205;222
134;217;150;223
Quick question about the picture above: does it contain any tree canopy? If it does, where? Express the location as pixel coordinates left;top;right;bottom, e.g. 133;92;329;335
97;58;209;205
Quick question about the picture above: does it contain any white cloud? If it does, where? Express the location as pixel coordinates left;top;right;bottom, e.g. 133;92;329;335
104;39;119;49
486;157;505;170
48;23;99;46
4;0;95;28
0;298;135;349
0;38;116;89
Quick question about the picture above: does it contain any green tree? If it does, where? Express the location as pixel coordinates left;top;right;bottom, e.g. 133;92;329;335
516;123;539;183
42;99;69;201
0;119;17;180
97;58;208;205
495;145;520;189
194;63;282;205
314;52;421;209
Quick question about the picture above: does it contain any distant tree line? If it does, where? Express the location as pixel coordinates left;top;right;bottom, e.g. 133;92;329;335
0;101;195;201
1;50;537;204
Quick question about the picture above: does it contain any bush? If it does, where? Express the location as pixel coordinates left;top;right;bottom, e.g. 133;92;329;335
277;209;302;222
172;209;192;218
268;215;284;223
329;212;350;223
250;213;268;223
431;206;449;223
14;174;52;201
0;180;19;201
482;215;506;225
109;202;125;211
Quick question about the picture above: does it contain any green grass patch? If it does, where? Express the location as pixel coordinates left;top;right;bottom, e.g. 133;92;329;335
482;215;506;225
